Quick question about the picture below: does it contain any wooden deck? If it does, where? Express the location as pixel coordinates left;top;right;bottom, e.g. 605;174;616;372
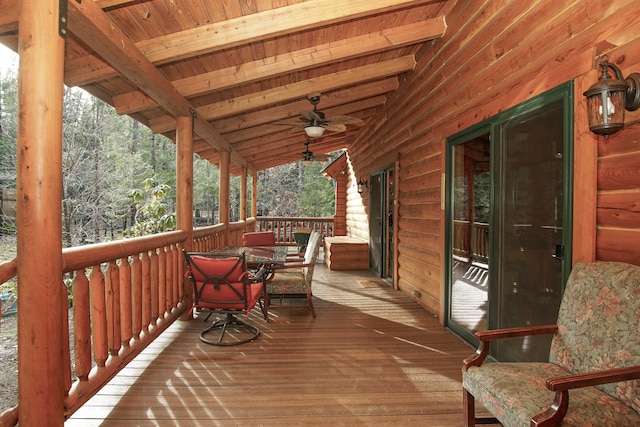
66;254;480;426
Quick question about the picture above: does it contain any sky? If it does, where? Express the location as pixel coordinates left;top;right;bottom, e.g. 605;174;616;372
0;44;19;74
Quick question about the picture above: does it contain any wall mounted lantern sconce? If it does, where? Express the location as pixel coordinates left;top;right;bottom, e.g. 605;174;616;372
357;178;368;194
584;58;640;138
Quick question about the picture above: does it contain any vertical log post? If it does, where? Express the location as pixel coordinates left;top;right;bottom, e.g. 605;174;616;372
17;0;66;423
175;115;193;314
573;71;597;264
219;150;230;244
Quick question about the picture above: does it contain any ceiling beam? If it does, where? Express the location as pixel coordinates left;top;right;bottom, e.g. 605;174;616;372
0;0;18;34
150;56;416;134
64;0;439;86
112;18;446;114
65;0;244;166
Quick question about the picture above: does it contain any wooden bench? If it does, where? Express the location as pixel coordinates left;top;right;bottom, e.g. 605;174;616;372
462;261;640;426
324;236;369;271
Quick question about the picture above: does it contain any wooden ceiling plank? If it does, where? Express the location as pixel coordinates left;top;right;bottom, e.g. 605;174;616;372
235;132;353;159
0;0;136;35
149;55;415;134
65;0;436;86
65;0;239;164
112;18;445;114
214;79;397;133
140;0;438;63
248;138;353;171
0;0;18;34
223;98;383;143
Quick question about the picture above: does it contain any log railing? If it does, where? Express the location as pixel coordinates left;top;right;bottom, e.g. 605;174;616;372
452;220;489;264
0;221;254;426
256;216;334;243
63;231;189;417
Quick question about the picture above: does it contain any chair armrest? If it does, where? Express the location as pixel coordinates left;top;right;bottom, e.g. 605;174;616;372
530;365;640;426
463;325;558;370
273;262;311;270
546;365;640;392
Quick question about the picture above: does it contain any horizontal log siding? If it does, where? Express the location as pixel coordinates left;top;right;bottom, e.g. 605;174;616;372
346;0;640;320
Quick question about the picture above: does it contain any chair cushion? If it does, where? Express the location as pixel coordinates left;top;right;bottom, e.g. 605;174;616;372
549;262;640;410
196;281;264;311
242;231;276;246
463;362;640;427
267;269;307;294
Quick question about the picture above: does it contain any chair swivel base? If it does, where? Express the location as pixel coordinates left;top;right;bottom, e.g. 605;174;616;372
200;313;260;346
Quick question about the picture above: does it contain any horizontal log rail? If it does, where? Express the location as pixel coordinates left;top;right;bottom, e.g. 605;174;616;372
256;216;334;243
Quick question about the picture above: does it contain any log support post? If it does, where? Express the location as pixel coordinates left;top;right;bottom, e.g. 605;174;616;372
17;0;66;424
176;114;193;313
219;150;230;244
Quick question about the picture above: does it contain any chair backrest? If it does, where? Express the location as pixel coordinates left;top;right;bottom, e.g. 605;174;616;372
183;252;256;311
549;261;640;411
242;231;276;246
301;231;321;285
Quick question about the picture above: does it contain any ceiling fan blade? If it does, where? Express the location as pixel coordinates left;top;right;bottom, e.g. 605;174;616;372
325;115;365;126
301;110;322;121
323;123;347;132
313;154;330;161
290;123;309;132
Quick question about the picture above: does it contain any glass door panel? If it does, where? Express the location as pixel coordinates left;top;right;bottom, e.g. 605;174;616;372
369;172;383;275
491;99;565;361
446;82;573;362
449;133;491;339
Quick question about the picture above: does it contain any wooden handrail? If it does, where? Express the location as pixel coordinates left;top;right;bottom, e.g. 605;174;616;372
256;216;334;243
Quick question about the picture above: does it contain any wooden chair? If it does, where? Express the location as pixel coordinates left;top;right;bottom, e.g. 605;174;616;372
183;251;267;346
264;231;321;318
242;231;276;246
462;261;640;426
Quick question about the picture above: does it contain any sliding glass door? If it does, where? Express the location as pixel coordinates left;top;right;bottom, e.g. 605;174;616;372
445;82;573;362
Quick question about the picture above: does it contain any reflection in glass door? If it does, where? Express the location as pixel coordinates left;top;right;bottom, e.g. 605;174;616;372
369;166;394;281
449;131;491;336
446;83;573;362
491;99;567;361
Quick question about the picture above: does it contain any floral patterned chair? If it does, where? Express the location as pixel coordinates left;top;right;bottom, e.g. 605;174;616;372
462;261;640;426
264;231;321;318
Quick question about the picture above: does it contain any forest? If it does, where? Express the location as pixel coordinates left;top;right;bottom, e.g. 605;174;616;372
0;68;336;247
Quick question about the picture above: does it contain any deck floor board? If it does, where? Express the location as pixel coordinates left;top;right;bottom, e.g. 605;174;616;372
66;258;490;426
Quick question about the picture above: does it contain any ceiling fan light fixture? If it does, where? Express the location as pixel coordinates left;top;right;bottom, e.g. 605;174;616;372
301;141;314;166
304;125;325;138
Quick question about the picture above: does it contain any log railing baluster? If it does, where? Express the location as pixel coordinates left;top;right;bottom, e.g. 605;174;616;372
119;257;132;347
73;269;92;380
131;254;142;339
141;251;151;332
90;264;108;368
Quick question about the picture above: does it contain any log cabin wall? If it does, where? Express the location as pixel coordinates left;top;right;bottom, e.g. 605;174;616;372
346;0;640;318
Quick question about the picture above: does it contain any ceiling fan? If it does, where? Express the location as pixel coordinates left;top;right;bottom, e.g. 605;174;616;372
294;93;364;137
300;141;330;165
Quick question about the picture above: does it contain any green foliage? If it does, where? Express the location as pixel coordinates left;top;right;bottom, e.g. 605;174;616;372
257;159;335;217
0;68;337;245
126;178;176;236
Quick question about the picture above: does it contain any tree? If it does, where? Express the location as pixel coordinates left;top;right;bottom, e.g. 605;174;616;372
125;178;176;236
